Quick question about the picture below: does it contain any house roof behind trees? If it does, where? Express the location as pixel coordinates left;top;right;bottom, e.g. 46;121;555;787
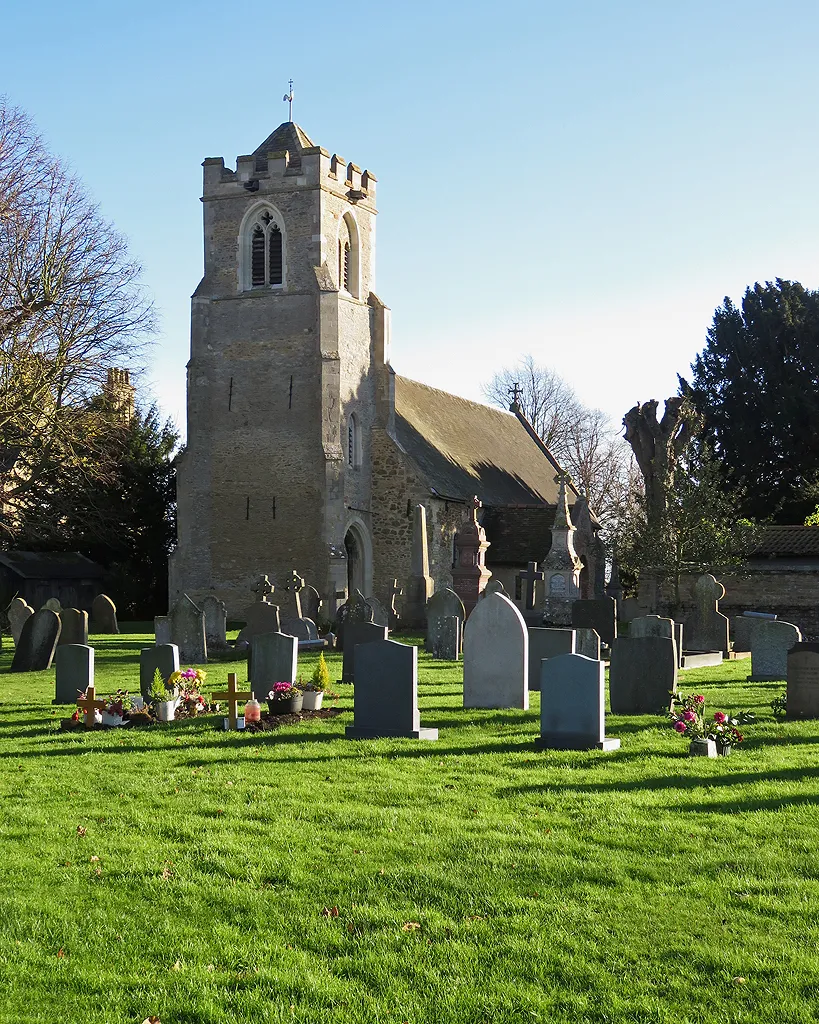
0;551;106;580
394;376;579;508
752;526;819;558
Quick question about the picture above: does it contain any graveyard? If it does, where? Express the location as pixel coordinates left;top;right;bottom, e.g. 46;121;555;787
3;621;819;1024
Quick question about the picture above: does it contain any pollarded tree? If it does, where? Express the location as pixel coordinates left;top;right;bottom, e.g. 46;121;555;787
684;279;819;523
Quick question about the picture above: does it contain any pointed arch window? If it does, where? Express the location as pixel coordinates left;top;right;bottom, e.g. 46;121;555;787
337;213;359;297
245;209;284;289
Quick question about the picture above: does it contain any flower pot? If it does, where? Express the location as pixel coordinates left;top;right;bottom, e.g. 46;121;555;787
100;711;124;728
689;737;717;758
267;694;303;715
130;696;145;711
156;700;176;722
301;690;324;711
716;743;732;757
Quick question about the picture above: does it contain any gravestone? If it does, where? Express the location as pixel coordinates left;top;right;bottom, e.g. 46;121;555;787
281;570;305;620
169;594;207;663
536;653;620;751
541;473;583;624
58;608;88;647
571;598;617;646
345;639;437;740
630;614;674;640
480;579;507;600
430;615;460;661
786;643;819;718
54;644;94;704
301;586;322;625
463;593;528;709
365;595;388;627
527;627;575;691
11;609;61;672
154;615;171;645
43;597;62;613
609;636;677;714
139;644;180;700
91;594;119;634
8;598;34;646
516;561;545;613
333;589;373;651
202;595;227;649
425;588;466;652
688;574;729;653
250;631;298;698
404;504;435;628
575;627;601;660
236;576;281;646
750;620;802;681
342;622;389;683
732;613;775;653
618;597;641;624
280;617;319;641
451;497;492;618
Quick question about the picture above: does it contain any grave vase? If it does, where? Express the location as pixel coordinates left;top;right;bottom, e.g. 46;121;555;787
100;711;124;728
716;741;732;757
156;699;176;722
301;690;324;711
688;737;717;758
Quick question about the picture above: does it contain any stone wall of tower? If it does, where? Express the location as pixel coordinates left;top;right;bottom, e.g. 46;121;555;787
170;132;380;618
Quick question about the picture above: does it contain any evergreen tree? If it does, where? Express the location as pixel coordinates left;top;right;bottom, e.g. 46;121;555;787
684;279;819;522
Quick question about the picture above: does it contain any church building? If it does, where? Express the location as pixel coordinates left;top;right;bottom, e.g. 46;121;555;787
170;120;603;619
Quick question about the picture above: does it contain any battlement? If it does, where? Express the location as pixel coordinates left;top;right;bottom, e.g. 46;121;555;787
202;143;377;206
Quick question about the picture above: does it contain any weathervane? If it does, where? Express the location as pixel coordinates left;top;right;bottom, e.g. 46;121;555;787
282;79;294;121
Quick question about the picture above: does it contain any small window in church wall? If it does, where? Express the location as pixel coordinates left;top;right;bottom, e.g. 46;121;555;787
343;242;351;292
348;414;361;468
245;209;284;289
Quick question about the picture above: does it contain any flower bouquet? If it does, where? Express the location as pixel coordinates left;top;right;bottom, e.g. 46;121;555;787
169;668;208;716
267;681;303;715
101;689;132;727
669;693;755;757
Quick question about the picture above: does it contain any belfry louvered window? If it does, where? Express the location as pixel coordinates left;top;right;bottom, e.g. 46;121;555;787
342;242;351;292
249;211;283;287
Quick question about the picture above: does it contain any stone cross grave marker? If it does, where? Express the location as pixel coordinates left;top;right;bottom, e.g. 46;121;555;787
345;639;438;740
536;653;620;751
91;594;119;634
688;574;729;653
342;622;389;683
571;598;617;647
169;594;207;663
430;615;460;661
282;570;305;620
11;608;61;672
58;608;88;647
750;620;801;681
425;587;465;652
140;644;180;700
609;636;677;714
463;592;528;709
250;631;298;698
212;672;253;730
202;595;227;649
527;627;575;691
516;561;545;611
55;644;94;705
76;684;105;727
8;597;33;646
786;643;819;718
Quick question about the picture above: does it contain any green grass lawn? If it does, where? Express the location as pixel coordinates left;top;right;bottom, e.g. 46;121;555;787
1;630;818;1024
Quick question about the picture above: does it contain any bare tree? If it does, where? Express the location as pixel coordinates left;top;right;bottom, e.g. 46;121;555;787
482;354;630;534
0;98;155;538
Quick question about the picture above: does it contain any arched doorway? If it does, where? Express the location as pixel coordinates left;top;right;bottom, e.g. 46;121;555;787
344;518;372;598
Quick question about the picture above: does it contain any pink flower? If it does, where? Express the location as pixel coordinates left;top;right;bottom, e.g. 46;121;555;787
674;721;687;733
694;695;705;704
683;710;697;722
713;711;727;723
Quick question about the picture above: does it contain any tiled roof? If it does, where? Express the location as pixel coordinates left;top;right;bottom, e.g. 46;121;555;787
253;122;315;166
394;376;571;507
753;526;819;557
0;551;106;580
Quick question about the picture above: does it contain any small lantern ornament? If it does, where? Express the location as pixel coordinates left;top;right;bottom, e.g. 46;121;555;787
244;698;261;724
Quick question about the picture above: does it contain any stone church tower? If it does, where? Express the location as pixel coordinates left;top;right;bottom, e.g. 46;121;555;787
170;121;387;616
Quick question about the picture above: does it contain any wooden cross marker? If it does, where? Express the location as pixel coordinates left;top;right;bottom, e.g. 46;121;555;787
212;673;253;730
517;560;545;610
76;685;106;728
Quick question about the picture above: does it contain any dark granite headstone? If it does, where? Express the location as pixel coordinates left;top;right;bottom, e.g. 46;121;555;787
787;643;819;718
250;631;298;698
11;609;61;672
345;639;437;740
58;608;88;647
571;598;617;646
54;644;94;704
169;594;207;663
91;594;119;634
527;627;575;691
140;644;180;700
8;598;33;646
342;622;388;682
202;595;227;649
425;588;465;652
609;635;677;714
334;591;374;652
431;615;460;661
536;653;620;751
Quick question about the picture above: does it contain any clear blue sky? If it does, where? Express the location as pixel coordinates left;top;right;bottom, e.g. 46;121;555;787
4;0;819;436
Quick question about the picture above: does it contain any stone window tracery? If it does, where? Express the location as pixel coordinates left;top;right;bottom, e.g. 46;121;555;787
242;207;284;290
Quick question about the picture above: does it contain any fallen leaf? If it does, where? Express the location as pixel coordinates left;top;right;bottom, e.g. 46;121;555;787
90;856;100;863
171;960;182;972
162;865;173;880
321;906;339;917
57;948;65;958
94;867;102;877
206;964;215;972
76;826;86;837
733;977;746;985
401;921;421;932
142;1017;161;1024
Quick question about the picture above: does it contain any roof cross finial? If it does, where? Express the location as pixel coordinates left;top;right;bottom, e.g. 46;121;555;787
282;79;294;121
508;382;523;413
